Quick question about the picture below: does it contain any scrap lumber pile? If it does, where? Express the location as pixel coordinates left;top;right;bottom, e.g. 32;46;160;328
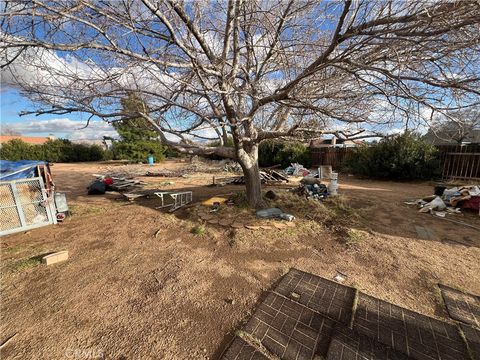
145;170;184;177
92;174;146;191
215;170;289;186
109;177;146;190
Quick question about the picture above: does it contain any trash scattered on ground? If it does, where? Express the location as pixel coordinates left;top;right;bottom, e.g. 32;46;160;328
202;196;229;206
290;292;301;300
291;182;328;200
284;163;310;176
418;196;447;212
406;184;480;217
278;213;295;221
256;208;283;218
289;171;340;202
90;174;146;193
122;193;146;201
333;271;347;283
87;179;107;195
42;250;69;265
300;176;323;186
256;207;295;221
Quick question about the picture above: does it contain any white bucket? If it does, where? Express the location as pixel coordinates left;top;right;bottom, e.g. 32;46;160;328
328;172;339;195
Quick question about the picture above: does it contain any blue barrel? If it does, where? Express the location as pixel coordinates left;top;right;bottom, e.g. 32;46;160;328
147;154;154;165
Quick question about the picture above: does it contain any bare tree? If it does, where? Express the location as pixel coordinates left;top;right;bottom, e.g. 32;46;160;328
0;125;21;136
1;0;479;206
425;107;480;144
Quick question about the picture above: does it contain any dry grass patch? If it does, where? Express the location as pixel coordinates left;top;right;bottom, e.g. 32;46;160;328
344;228;369;249
10;256;42;272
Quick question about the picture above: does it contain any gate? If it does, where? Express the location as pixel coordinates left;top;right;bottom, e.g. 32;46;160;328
0;177;57;236
438;144;480;182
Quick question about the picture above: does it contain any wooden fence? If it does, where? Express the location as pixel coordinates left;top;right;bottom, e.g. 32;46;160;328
310;144;480;181
310;147;355;169
437;144;480;181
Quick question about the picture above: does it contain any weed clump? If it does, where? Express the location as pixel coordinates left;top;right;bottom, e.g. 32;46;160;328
191;224;206;236
344;229;368;249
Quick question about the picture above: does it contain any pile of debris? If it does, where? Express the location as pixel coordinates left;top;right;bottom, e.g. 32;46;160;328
222;161;242;173
99;164;147;178
289;176;329;201
88;174;146;194
214;170;289;186
406;185;480;218
145;169;190;178
284;163;311;176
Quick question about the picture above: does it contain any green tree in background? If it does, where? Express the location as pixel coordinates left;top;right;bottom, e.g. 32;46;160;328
344;132;441;180
258;140;311;168
112;94;166;162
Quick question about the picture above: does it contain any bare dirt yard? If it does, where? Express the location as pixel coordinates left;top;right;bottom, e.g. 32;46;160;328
1;160;479;359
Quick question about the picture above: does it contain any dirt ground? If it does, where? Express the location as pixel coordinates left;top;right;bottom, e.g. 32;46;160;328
1;160;479;359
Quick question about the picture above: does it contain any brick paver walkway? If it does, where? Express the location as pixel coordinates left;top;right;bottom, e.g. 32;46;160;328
326;324;411;360
221;337;268;360
459;323;480;360
439;284;480;328
220;269;476;360
354;293;469;360
274;268;355;325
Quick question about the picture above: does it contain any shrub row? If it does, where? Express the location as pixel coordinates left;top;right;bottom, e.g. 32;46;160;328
0;139;108;162
343;133;441;180
259;140;311;168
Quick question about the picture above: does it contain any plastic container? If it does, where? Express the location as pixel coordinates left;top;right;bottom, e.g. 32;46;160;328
434;184;446;196
328;172;339;195
147;154;154;165
54;193;69;213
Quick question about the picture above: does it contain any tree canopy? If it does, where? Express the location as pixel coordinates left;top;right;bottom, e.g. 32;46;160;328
112;93;166;161
1;0;479;205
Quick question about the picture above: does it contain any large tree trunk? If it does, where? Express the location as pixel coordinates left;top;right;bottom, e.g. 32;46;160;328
237;148;263;208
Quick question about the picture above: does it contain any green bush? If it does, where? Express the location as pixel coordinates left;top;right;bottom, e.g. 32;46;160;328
0;139;33;160
344;133;441;180
259;140;311;168
0;139;107;162
111;140;166;162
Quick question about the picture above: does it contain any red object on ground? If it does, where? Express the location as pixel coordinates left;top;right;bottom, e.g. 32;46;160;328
103;177;114;186
460;196;480;211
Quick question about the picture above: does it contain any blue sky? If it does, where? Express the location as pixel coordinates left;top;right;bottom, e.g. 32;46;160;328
1;88;118;140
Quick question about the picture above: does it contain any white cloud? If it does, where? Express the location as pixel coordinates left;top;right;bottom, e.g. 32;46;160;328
3;118;118;140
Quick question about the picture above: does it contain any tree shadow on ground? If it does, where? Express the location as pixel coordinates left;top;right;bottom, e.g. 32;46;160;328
121;177;480;249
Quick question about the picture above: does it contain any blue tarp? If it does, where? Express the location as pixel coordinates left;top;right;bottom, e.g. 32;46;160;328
0;160;48;181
